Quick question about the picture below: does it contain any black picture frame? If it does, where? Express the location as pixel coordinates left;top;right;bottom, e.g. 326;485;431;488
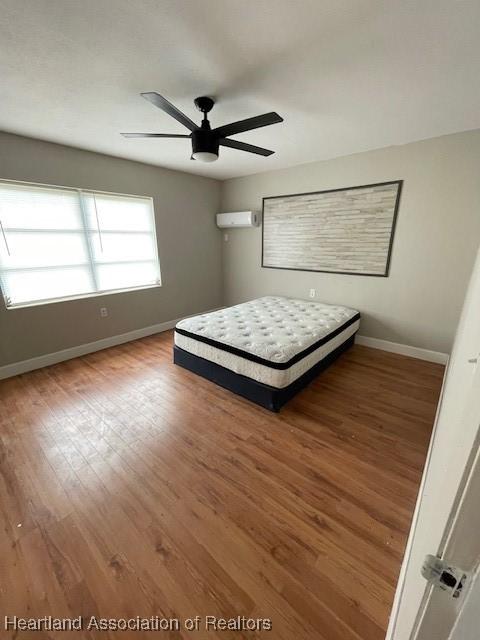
261;179;403;277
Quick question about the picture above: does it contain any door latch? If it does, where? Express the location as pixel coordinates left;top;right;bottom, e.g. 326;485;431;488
422;555;467;598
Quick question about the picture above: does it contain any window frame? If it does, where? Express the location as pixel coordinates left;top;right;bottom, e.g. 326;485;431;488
0;178;162;310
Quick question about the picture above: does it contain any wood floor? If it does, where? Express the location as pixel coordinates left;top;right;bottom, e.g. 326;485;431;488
0;332;444;639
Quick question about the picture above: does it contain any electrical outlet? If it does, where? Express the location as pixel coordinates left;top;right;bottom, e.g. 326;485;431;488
224;233;229;242
100;307;108;317
309;289;316;298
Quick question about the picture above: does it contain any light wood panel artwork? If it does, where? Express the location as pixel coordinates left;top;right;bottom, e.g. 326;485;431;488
262;181;402;276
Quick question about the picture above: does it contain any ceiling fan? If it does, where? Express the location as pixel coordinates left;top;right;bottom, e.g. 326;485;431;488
121;93;283;163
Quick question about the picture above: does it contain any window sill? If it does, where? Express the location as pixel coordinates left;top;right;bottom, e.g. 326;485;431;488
5;283;162;310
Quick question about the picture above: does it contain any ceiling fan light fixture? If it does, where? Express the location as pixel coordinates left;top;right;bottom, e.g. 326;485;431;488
191;151;218;162
122;92;283;162
191;128;219;163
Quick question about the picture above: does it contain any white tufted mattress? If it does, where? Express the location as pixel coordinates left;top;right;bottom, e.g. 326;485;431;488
174;296;360;389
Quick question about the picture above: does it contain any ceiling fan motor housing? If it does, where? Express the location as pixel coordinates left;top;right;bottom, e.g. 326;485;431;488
191;128;219;156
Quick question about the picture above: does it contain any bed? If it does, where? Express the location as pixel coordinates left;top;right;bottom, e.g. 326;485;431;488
174;296;360;412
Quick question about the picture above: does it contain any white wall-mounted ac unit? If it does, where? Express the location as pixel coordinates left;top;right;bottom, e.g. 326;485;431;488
216;211;260;228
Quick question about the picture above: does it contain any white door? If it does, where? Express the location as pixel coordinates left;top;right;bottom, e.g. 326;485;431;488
387;244;480;640
415;429;480;639
450;566;480;640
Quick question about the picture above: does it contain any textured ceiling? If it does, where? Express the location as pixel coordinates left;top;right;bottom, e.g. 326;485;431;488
1;0;479;180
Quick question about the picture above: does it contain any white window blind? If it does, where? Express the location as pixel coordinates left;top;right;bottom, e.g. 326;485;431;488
0;180;161;307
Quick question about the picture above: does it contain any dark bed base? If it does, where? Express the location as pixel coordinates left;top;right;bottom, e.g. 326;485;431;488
173;333;356;412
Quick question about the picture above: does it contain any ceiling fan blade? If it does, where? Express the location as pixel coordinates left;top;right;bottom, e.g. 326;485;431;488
220;138;274;156
121;133;191;138
213;112;283;138
141;92;198;132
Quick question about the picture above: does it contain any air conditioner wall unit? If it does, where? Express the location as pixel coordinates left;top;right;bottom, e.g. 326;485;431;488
216;211;260;228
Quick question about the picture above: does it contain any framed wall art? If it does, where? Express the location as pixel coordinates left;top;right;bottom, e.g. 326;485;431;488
262;180;403;277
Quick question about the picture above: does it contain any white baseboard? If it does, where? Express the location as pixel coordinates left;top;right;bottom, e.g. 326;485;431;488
0;318;448;381
355;335;449;365
0;314;187;381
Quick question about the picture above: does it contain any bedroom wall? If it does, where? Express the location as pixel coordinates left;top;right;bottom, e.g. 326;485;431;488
220;129;480;354
0;131;222;367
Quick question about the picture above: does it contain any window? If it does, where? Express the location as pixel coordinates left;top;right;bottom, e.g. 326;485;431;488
0;180;161;307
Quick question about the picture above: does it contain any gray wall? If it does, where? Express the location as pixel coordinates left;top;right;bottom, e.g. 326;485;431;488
2;128;479;366
220;130;480;354
0;132;222;366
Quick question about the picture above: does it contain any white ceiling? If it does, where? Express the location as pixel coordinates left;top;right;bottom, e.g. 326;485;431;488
1;0;479;180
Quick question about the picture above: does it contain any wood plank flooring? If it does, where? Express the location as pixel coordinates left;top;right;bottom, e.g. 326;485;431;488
0;332;444;639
